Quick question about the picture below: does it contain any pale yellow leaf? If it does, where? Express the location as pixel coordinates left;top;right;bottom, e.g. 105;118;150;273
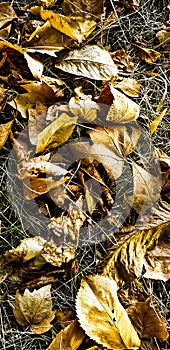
55;45;118;80
156;29;170;50
150;108;168;133
69;86;98;121
0;2;17;29
23;52;43;80
36;113;78;153
107;86;140;123
13;285;55;334
30;6;96;43
115;78;140;97
76;275;141;349
0;119;14;149
47;319;85;350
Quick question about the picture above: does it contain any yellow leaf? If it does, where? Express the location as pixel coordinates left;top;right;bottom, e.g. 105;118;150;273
136;45;161;63
13;285;55;334
114;78;140;97
150;108;168;133
36;113;78;153
0;119;14;149
62;0;105;18
47;319;85;350
55;45;118;80
76;275;141;349
106;86;140;123
30;6;96;43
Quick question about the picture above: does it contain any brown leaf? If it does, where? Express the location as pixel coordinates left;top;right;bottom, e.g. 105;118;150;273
0;24;11;39
56;310;76;328
36;113;78;153
0;119;14;149
13;285;55;334
41;240;75;266
62;0;105;19
0;3;17;29
156;26;170;51
55;45;118;80
76;275;141;349
30;6;96;43
136;45;161;63
127;298;168;340
111;50;134;74
38;0;58;8
150;108;167;133
47;319;85;350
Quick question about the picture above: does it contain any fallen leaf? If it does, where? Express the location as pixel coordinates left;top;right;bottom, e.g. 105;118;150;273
47;319;85;350
115;78;140;97
13;284;55;334
62;0;105;19
56;310;75;328
55;45;118;80
69;86;98;121
30;6;96;43
0;119;14;149
156;26;170;50
76;275;141;349
0;24;11;38
111;50;134;74
36;113;78;153
127;298;168;340
103;220;170;284
123;0;140;10
150;108;168;133
136;45;161;63
38;0;58;8
28;101;47;145
41;240;75;266
106;86;140;123
0;2;17;29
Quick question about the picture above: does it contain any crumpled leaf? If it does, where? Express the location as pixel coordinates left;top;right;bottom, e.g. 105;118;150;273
0;119;14;149
114;78;140;97
62;0;105;19
55;45;118;80
13;284;55;334
0;2;17;29
25;20;72;55
30;6;96;43
47;319;85;350
41;240;75;266
36;113;78;153
103;220;170;284
76;275;141;349
127;298;168;340
106;86;140;123
150;108;167;133
136;45;161;63
111;50;134;75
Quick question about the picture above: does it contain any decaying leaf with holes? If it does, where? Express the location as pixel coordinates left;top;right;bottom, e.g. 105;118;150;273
103;220;170;284
76;275;141;349
13;284;55;334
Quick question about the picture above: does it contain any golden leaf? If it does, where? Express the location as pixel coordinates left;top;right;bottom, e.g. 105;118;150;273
127;298;168;340
150;108;168;133
106;86;140;123
115;78;140;97
36;113;78;153
47;319;85;350
62;0;105;18
103;220;170;284
136;45;161;63
76;275;141;349
30;6;96;43
13;285;55;334
55;45;118;80
0;2;17;29
0;119;14;149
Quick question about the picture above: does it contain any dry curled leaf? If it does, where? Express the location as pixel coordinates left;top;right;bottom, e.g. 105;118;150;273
13;284;55;334
127;298;168;340
136;45;161;63
47;319;85;350
36;113;78;153
55;45;118;80
0;119;14;149
30;6;96;43
103;220;170;284
150;108;168;133
76;275;141;349
0;2;17;29
62;0;105;19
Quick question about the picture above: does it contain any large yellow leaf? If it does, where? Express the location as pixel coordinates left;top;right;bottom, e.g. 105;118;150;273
13;285;55;334
30;6;96;42
36;113;78;153
103;220;170;284
106;86;140;123
55;45;118;80
0;119;14;149
47;320;85;350
76;275;141;349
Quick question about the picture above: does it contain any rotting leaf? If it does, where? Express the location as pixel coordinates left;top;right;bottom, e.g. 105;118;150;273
127;298;168;340
76;275;141;349
62;0;105;19
0;119;14;149
150;108;167;133
0;2;17;29
36;113;78;153
30;6;96;43
13;284;55;334
135;45;161;63
103;220;170;284
55;45;118;80
47;319;86;350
